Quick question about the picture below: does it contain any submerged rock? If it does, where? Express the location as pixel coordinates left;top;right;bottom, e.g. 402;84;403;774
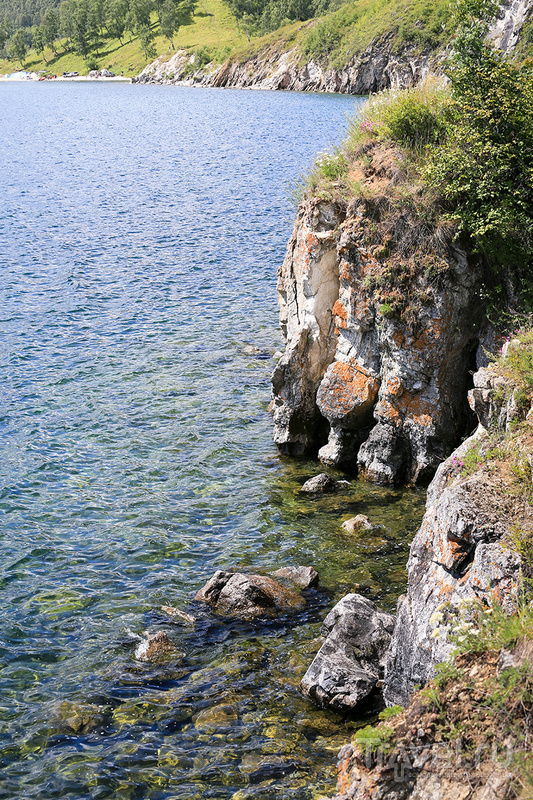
271;565;319;588
134;631;174;662
194;703;239;730
49;700;108;735
300;473;348;494
194;569;305;618
300;593;394;711
161;605;196;624
342;515;374;533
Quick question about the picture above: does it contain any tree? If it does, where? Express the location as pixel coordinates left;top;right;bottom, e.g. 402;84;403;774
60;0;75;50
0;16;11;58
160;0;182;48
9;27;27;65
107;0;128;44
72;0;90;55
42;6;59;54
138;23;156;58
32;24;46;60
130;0;153;30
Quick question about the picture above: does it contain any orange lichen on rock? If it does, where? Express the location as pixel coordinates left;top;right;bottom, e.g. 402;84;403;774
384;374;403;397
375;398;402;426
317;360;380;422
332;299;348;329
376;389;435;429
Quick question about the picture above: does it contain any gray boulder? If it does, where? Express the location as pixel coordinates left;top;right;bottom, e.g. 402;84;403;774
300;593;394;711
300;473;348;494
194;569;305;618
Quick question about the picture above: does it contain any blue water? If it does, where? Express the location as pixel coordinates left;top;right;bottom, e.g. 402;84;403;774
0;82;425;799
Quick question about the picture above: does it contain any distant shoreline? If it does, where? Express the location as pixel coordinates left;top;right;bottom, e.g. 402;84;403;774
0;73;132;82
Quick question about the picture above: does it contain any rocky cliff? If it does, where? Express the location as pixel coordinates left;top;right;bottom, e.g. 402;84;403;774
319;337;533;798
270;142;491;484
133;35;440;94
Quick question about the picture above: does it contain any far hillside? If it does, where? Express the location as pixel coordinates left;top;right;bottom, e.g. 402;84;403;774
0;0;531;80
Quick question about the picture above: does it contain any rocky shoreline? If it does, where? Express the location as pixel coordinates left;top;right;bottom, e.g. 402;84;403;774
132;36;442;95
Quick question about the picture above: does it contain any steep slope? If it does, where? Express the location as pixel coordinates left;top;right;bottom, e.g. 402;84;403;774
324;333;533;799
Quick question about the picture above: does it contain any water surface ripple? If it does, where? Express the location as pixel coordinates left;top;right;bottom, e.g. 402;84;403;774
0;83;425;799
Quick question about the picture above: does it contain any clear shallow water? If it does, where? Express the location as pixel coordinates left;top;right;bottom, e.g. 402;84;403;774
0;82;425;799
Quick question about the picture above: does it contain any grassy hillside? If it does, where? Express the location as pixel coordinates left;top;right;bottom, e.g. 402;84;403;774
0;0;248;75
0;0;455;78
1;0;530;80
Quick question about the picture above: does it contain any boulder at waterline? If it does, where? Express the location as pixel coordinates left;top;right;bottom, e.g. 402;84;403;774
271;565;319;588
300;473;349;494
134;630;174;661
194;569;305;618
301;593;394;711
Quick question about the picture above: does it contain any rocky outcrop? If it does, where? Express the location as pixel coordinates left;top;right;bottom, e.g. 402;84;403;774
488;0;533;54
382;438;522;705
325;638;533;800
271;190;484;484
300;593;394;711
382;352;532;705
133;34;441;94
194;569;306;617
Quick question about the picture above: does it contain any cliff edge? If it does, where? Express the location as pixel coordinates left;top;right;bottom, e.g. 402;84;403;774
270;142;487;485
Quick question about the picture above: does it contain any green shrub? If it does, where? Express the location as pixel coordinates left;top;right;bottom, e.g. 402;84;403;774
424;0;533;289
354;723;394;753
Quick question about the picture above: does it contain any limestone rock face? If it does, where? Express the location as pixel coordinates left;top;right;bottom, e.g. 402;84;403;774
271;201;345;454
271;198;483;483
133;36;441;94
488;0;533;54
194;569;305;618
300;593;394;711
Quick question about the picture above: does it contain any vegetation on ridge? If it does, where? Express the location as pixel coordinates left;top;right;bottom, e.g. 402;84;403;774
304;0;533;317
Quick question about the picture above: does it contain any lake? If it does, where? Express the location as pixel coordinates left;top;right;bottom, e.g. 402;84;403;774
0;82;425;799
